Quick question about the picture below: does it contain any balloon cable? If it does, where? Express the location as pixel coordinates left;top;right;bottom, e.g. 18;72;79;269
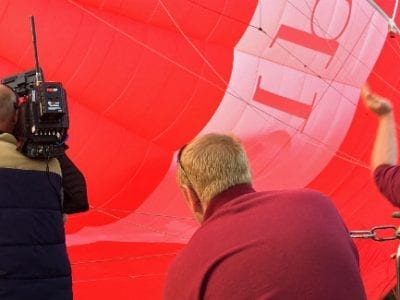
66;0;397;171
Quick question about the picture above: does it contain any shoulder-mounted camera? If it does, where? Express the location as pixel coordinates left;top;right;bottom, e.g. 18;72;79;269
1;16;69;159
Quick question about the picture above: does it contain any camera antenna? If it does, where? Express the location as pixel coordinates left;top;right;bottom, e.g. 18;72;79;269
30;16;43;85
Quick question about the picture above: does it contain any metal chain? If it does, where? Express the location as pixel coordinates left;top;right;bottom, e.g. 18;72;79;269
349;225;400;242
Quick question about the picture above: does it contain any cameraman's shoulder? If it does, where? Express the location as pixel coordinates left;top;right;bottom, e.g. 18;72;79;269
0;134;61;175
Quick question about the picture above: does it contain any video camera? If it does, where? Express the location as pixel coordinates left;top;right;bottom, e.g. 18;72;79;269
1;16;69;159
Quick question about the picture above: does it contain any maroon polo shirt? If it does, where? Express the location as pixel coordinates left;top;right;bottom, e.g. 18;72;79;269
163;184;366;299
374;164;400;207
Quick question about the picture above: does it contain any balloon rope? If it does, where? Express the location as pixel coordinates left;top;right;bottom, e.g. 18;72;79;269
72;272;171;284
186;0;400;169
352;1;400;97
88;207;194;220
157;0;243;101
66;0;232;95
394;0;400;22
67;0;392;170
366;0;400;34
88;207;195;238
159;0;373;169
184;0;400;101
258;0;263;30
71;253;178;267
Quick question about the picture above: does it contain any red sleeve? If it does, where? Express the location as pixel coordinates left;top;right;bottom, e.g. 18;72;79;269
374;164;400;207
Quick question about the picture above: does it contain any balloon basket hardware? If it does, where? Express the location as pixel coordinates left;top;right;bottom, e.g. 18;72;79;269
366;0;400;38
349;225;400;242
350;212;400;297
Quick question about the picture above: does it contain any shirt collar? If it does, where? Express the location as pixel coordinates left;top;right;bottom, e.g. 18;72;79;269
204;183;255;221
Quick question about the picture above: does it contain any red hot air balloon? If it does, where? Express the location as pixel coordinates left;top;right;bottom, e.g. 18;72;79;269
0;0;399;298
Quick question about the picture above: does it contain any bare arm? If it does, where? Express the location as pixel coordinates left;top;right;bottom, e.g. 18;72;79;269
361;85;397;170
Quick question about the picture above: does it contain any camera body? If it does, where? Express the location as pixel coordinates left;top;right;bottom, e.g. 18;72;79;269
1;69;69;159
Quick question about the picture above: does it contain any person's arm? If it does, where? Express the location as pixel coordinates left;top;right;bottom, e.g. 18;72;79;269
58;153;89;214
362;85;400;207
361;85;397;170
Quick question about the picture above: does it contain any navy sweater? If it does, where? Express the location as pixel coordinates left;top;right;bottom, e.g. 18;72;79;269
0;133;72;300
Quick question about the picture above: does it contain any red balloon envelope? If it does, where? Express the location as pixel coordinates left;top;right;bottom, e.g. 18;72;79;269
0;0;399;298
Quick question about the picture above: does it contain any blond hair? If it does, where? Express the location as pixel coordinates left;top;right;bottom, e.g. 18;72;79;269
177;133;252;203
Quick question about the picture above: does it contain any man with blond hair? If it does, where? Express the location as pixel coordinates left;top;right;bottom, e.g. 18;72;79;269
164;133;366;299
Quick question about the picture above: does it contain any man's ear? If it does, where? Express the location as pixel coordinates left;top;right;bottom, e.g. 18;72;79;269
181;185;205;222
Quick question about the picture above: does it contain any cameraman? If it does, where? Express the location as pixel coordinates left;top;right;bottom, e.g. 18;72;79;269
0;83;87;299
